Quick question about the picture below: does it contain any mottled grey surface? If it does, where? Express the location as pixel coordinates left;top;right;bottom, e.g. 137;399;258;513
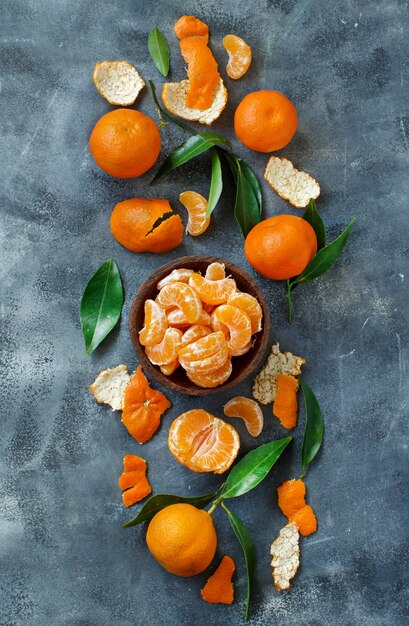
1;0;408;624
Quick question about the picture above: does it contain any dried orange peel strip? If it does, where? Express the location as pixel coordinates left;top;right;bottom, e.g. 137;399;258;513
93;61;145;106
264;157;320;209
90;364;130;411
223;34;252;80
273;373;299;429
118;454;152;507
270;522;300;590
201;555;235;604
253;343;305;405
289;505;317;537
174;15;209;42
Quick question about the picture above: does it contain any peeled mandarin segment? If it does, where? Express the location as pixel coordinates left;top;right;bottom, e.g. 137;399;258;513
289;505;317;536
227;291;263;334
186;358;232;388
277;479;306;518
179;190;211;236
178;331;229;373
157;268;194;290
157;282;202;323
118;455;151;508
121;366;171;443
232;339;253;357
273;373;299;429
174;15;209;42
167;307;211;328
205;262;226;280
203;303;215;314
178;331;227;362
110;198;183;253
179;36;220;111
181;324;212;346
223;34;252;80
160;359;180;376
145;328;183;366
201;556;235;604
168;409;240;474
211;304;252;356
139;299;168;347
188;273;236;305
223;396;264;437
93;61;145;106
162;78;228;125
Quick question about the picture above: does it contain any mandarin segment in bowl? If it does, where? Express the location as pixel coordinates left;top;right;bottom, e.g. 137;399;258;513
205;262;226;280
157;268;194;290
168;409;240;473
211;304;252;356
157;282;202;323
188;273;236;305
227;291;263;333
139;299;168;347
145;328;183;366
186;358;233;388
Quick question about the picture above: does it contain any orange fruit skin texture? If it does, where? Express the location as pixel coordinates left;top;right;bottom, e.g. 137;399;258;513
168;409;240;474
146;503;217;576
121;366;171;443
110;198;183;253
201;555;235;604
277;479;317;536
244;214;317;280
277;479;306;517
234;90;298;152
89;109;161;178
174;15;209;42
273;373;299;429
289;505;317;536
180;37;220;110
118;455;151;508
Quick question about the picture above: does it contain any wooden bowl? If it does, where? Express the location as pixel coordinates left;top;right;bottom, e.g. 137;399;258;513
129;256;270;396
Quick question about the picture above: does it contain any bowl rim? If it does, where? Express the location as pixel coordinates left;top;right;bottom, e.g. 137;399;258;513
129;255;270;396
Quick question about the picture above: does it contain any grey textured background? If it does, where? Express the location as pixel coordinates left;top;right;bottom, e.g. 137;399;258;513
1;1;408;624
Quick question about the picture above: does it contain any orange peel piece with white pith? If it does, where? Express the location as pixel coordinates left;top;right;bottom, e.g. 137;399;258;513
93;61;145;106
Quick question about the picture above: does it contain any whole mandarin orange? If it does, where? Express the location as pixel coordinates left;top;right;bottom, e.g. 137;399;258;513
89;108;161;178
234;90;297;152
244;215;317;280
146;503;217;576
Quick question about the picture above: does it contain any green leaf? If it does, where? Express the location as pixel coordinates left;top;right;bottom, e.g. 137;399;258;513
303;199;326;250
148;27;170;77
80;259;123;355
151;133;231;183
291;218;356;286
123;490;219;527
286;218;356;322
221;437;292;499
285;279;294;323
205;148;223;218
300;379;324;476
222;503;255;619
224;153;262;237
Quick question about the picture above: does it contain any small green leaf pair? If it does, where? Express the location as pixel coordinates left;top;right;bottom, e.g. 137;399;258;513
286;199;356;322
124;436;292;618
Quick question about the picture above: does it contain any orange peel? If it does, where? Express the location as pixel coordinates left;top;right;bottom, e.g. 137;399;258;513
162;78;228;125
90;364;130;411
264;157;320;209
270;522;300;590
93;61;145;106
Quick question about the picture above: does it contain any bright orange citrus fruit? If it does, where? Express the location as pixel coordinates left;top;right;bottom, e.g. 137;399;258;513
146;503;217;576
244;214;317;280
89;108;161;177
234;90;297;152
